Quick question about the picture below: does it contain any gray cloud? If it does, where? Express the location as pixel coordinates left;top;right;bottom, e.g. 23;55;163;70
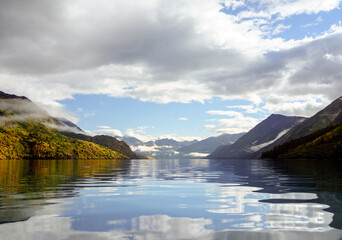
0;0;243;77
1;0;342;119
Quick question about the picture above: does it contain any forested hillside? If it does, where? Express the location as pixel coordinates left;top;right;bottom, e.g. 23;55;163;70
261;122;342;159
0;120;128;160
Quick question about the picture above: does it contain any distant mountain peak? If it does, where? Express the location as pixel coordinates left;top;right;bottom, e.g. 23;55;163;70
268;113;292;119
269;113;284;117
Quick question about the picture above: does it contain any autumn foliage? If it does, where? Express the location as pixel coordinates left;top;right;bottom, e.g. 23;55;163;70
0;120;129;160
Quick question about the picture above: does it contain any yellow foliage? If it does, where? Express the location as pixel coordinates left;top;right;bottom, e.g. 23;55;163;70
0;120;128;160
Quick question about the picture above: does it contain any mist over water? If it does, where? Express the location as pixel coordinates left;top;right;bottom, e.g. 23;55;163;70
1;158;342;240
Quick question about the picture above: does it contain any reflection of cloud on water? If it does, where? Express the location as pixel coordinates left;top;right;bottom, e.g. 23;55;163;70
186;152;209;158
207;186;262;214
131;215;213;240
0;200;214;240
264;203;332;231
127;159;211;182
2;159;342;239
206;185;333;231
1;203;341;240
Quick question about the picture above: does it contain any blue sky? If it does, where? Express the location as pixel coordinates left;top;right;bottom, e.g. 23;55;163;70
60;95;262;140
1;0;342;141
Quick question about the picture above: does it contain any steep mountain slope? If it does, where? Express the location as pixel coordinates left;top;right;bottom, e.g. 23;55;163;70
61;132;146;159
275;97;342;143
0;91;81;132
0;120;128;160
0;90;138;159
261;122;342;159
178;133;245;155
254;96;342;157
208;114;306;159
0;91;47;117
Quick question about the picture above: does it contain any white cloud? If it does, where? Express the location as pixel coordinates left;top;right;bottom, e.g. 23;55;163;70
226;105;264;114
236;0;342;20
214;127;250;134
96;128;123;137
204;124;216;130
206;110;243;118
93;126;201;143
301;16;324;28
206;110;260;134
0;0;342;123
178;117;188;121
262;95;327;117
272;0;341;18
218;116;260;129
125;128;154;142
130;145;160;152
272;24;291;35
221;0;245;10
97;126;111;129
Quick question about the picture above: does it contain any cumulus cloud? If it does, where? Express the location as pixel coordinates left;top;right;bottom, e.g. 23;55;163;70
178;117;188;121
0;0;342;121
125;128;154;142
262;94;327;117
226;104;264;114
204;124;216;130
97;126;111;129
233;0;342;20
206;110;261;134
96;128;123;137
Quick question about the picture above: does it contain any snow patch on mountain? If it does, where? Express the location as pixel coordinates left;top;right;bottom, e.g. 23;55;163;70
250;128;291;152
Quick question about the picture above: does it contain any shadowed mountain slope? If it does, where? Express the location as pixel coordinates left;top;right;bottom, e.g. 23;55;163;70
208;114;306;159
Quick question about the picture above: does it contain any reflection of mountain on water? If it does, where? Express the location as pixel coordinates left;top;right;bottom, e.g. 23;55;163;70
125;159;342;230
1;158;342;239
0;159;131;224
265;159;342;230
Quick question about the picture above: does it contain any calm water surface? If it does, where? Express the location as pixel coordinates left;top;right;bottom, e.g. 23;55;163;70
1;158;342;240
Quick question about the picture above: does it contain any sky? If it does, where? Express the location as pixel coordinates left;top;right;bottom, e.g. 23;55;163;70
1;0;342;141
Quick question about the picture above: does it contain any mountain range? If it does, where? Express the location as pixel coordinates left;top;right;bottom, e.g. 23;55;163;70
0;91;142;160
177;133;245;155
118;134;244;159
208;114;306;159
2;90;341;160
209;96;342;159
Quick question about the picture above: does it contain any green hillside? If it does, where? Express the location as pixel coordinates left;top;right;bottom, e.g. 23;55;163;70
61;132;146;159
261;122;342;160
0;120;129;160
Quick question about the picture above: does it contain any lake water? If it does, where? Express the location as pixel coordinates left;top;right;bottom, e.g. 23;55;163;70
1;158;342;240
